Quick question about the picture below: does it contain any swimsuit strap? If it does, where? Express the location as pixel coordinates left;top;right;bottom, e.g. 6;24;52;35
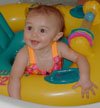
27;46;35;64
52;42;58;57
27;42;58;65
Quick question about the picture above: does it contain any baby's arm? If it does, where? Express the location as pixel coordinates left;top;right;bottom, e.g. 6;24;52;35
58;42;97;98
8;46;28;99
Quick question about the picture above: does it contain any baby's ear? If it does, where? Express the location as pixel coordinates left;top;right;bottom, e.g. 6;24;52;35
53;32;63;41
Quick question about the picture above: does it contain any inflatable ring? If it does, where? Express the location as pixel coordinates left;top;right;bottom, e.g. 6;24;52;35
0;3;100;106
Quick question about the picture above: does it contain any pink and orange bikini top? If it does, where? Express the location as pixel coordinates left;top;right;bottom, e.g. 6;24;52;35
25;42;62;75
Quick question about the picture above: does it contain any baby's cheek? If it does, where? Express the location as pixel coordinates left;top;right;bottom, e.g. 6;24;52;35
24;36;29;41
23;37;27;42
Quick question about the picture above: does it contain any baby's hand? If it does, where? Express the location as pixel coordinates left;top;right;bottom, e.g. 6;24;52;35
72;80;98;99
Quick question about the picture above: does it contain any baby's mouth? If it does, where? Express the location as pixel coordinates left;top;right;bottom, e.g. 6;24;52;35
31;40;40;45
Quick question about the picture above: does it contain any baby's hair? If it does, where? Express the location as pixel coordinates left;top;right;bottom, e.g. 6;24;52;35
26;5;65;32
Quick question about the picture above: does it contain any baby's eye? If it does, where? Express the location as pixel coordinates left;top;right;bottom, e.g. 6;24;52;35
27;26;32;30
40;29;45;33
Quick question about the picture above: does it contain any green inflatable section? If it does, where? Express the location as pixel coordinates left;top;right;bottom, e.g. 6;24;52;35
70;5;84;18
0;13;14;53
0;25;10;53
44;68;79;84
0;31;25;75
0;13;14;39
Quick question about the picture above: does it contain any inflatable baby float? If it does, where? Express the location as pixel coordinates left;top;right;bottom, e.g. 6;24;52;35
0;0;100;106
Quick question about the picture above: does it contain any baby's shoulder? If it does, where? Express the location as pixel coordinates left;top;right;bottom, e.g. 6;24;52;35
17;45;28;58
57;41;69;49
57;41;69;56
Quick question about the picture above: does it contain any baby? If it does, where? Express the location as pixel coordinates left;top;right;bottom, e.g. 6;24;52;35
8;5;97;99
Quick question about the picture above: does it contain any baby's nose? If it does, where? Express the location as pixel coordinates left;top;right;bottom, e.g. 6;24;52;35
31;31;38;38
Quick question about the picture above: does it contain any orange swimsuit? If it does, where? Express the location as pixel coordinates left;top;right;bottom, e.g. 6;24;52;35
25;42;62;75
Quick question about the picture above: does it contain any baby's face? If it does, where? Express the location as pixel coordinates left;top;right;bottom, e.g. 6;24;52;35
24;12;62;50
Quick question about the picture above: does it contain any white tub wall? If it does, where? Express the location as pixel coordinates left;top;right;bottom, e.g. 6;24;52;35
0;0;77;5
0;0;19;5
0;95;100;108
20;0;78;5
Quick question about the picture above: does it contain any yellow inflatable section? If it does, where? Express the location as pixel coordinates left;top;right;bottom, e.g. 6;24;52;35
0;3;31;32
0;1;100;106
